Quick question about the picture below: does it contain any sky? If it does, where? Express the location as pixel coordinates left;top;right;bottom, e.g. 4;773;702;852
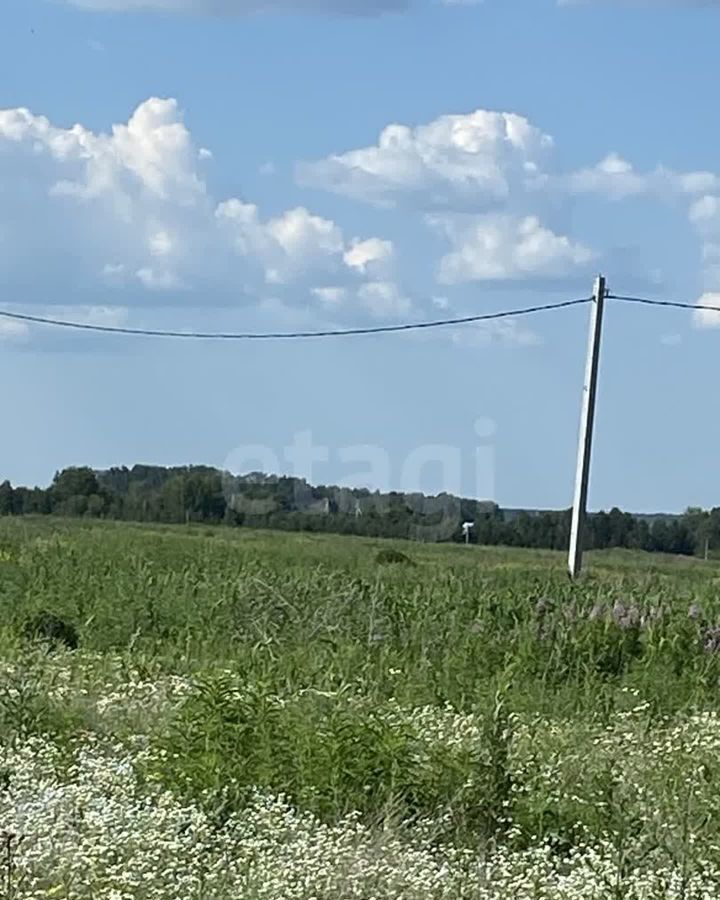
2;0;720;513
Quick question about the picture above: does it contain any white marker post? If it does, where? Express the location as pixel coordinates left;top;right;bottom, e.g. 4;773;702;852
568;275;606;579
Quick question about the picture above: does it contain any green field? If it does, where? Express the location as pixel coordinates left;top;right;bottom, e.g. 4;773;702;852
2;517;720;898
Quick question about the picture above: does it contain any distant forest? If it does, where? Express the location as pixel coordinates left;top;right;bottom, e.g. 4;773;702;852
0;464;716;557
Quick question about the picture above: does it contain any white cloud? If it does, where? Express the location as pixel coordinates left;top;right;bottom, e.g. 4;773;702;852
104;260;183;293
101;263;126;282
135;267;184;290
694;293;720;329
302;108;719;211
357;281;411;317
0;98;206;208
429;214;593;283
0;97;211;298
687;196;720;289
566;153;720;199
269;206;344;259
301;104;720;296
690;195;720;226
312;286;347;306
565;154;646;197
148;229;175;257
298;109;552;209
0;97;396;324
63;0;409;14
343;237;394;273
216;200;348;284
11;94;720;342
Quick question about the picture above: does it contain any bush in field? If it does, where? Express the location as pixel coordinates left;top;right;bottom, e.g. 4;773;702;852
376;548;415;566
152;674;515;837
23;611;78;650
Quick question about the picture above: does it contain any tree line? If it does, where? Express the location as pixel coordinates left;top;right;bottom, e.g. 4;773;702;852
0;464;715;557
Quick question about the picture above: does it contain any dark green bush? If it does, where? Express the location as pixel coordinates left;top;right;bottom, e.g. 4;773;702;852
23;611;78;650
375;548;415;566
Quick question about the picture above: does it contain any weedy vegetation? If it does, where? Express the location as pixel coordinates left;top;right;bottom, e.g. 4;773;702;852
1;517;720;897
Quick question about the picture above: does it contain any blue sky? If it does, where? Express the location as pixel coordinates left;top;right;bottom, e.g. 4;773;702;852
2;0;720;512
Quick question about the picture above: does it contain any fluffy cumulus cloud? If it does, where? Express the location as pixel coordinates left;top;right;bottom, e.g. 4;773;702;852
0;98;205;207
0;97;402;321
216;200;348;284
565;153;720;199
0;97;211;299
343;238;394;273
301;103;720;294
297;109;552;209
689;195;720;259
429;214;594;283
63;0;409;14
301;109;719;212
8;95;720;342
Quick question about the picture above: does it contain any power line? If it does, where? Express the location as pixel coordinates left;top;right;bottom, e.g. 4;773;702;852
3;291;713;342
0;296;592;341
608;293;720;314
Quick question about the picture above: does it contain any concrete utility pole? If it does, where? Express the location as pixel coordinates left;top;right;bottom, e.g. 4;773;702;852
568;275;606;579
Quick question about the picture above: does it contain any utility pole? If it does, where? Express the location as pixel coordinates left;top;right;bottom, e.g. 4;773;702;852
568;275;606;579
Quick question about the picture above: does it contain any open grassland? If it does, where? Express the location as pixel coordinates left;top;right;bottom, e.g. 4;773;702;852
2;517;720;898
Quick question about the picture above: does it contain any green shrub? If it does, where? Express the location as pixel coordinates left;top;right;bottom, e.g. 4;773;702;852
23;611;78;650
151;675;515;837
375;548;415;566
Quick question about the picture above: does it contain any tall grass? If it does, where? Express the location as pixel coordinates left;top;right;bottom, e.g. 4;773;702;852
2;517;720;895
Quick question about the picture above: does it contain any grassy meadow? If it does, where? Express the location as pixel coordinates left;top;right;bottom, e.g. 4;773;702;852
2;517;720;898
